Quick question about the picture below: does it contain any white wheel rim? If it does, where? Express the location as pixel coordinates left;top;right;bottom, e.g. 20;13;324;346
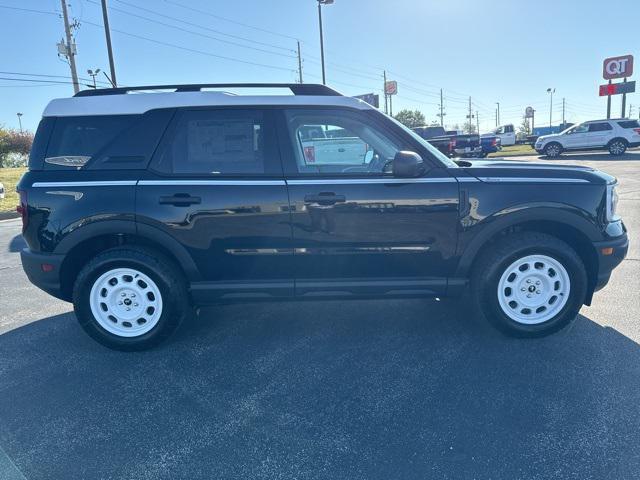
497;254;571;325
611;142;624;154
547;145;559;156
89;268;163;337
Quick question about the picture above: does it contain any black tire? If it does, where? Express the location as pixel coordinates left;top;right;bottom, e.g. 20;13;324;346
72;247;191;351
543;142;563;158
608;138;627;156
471;232;587;337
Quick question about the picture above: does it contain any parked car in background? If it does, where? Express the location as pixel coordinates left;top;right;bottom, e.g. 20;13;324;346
527;123;574;145
535;119;640;157
0;181;5;199
412;126;481;158
483;124;516;146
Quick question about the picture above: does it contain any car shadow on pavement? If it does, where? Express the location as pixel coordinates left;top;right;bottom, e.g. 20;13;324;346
1;300;639;479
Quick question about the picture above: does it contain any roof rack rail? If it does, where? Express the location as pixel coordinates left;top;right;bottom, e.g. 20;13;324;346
74;83;342;97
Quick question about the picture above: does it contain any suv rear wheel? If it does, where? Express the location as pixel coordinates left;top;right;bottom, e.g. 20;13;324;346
608;138;627;156
543;142;562;158
472;232;587;337
72;247;190;351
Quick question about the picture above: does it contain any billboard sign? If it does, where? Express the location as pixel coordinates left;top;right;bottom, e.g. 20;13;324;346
354;93;380;108
603;55;634;80
384;80;398;95
525;106;534;118
599;81;636;96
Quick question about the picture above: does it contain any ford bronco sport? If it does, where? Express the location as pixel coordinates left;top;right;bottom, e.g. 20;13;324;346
17;84;628;350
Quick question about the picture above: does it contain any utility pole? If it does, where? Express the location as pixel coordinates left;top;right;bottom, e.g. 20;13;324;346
389;93;393;117
437;88;445;127
467;96;473;132
476;111;480;135
60;0;79;94
101;0;118;87
495;108;498;127
495;102;500;125
621;77;628;118
547;88;555;127
629;104;634;119
606;80;612;119
296;41;303;83
562;97;565;125
383;70;388;114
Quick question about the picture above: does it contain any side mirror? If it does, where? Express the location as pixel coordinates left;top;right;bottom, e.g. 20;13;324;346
393;151;425;178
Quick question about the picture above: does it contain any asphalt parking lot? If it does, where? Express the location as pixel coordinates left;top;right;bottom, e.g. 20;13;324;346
1;151;639;480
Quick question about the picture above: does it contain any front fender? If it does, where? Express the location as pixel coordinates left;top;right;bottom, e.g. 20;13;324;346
455;203;601;278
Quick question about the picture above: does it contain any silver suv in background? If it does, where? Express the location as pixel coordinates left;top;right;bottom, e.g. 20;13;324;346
535;119;640;157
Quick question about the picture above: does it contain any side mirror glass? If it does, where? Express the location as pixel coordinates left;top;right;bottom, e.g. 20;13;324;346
363;150;374;164
393;151;425;178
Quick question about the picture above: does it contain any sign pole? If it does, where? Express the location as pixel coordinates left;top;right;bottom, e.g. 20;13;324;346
383;70;388;114
621;77;628;118
606;80;612;119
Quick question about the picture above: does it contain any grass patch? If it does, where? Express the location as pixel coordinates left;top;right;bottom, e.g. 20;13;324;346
488;144;538;157
0;167;27;214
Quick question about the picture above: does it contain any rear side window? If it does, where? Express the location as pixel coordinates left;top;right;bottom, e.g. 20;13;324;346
153;109;278;175
28;118;55;170
588;122;613;132
618;120;640;129
45;115;136;168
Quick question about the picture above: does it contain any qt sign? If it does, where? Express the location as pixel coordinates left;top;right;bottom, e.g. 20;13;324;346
603;55;634;80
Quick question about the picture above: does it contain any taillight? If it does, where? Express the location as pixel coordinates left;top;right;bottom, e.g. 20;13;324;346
491;138;497;146
17;190;28;233
448;139;456;152
303;146;315;163
634;128;640;135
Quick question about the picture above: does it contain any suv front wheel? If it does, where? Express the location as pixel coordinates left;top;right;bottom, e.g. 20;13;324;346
543;142;562;158
472;233;587;337
73;247;190;351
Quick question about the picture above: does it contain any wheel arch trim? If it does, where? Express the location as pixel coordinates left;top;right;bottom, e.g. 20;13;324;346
455;204;601;279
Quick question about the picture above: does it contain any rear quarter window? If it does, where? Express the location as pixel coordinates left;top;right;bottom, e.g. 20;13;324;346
618;120;640;129
44;115;137;169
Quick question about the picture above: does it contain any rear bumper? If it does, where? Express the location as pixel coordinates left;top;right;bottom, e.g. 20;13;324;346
592;232;628;292
20;248;67;301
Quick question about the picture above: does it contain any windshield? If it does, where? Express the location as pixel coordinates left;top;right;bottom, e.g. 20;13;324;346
386;115;458;168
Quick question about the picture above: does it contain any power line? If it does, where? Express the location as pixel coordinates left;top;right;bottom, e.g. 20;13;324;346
80;19;296;72
164;0;301;42
112;0;295;53
87;0;297;59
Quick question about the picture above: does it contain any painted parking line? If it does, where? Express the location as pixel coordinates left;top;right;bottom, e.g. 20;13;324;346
0;444;27;480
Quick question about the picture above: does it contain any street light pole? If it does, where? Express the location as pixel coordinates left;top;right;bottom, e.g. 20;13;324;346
496;102;500;125
547;88;555;128
317;0;334;85
87;68;100;89
16;113;23;133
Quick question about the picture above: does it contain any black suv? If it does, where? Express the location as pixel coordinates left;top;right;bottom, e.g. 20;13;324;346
18;84;628;350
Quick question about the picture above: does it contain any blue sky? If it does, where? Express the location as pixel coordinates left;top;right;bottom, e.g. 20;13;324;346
0;0;638;132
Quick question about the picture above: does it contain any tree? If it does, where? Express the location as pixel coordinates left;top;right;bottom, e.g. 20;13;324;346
462;120;477;134
518;116;531;136
393;109;426;129
0;127;33;167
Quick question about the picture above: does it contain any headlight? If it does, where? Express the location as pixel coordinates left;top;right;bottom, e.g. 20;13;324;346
606;183;620;222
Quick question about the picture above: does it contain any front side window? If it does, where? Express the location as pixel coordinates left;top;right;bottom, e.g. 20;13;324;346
568;124;589;134
285;109;403;175
154;109;272;175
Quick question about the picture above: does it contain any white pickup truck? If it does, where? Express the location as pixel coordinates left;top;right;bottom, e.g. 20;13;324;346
298;126;369;165
483;124;516;146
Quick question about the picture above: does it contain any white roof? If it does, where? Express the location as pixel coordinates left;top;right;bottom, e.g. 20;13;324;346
42;91;371;117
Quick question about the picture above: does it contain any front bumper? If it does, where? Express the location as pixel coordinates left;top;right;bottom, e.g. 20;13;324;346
20;248;67;301
592;232;628;292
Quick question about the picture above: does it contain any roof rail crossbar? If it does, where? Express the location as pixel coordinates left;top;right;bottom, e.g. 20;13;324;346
74;83;342;97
